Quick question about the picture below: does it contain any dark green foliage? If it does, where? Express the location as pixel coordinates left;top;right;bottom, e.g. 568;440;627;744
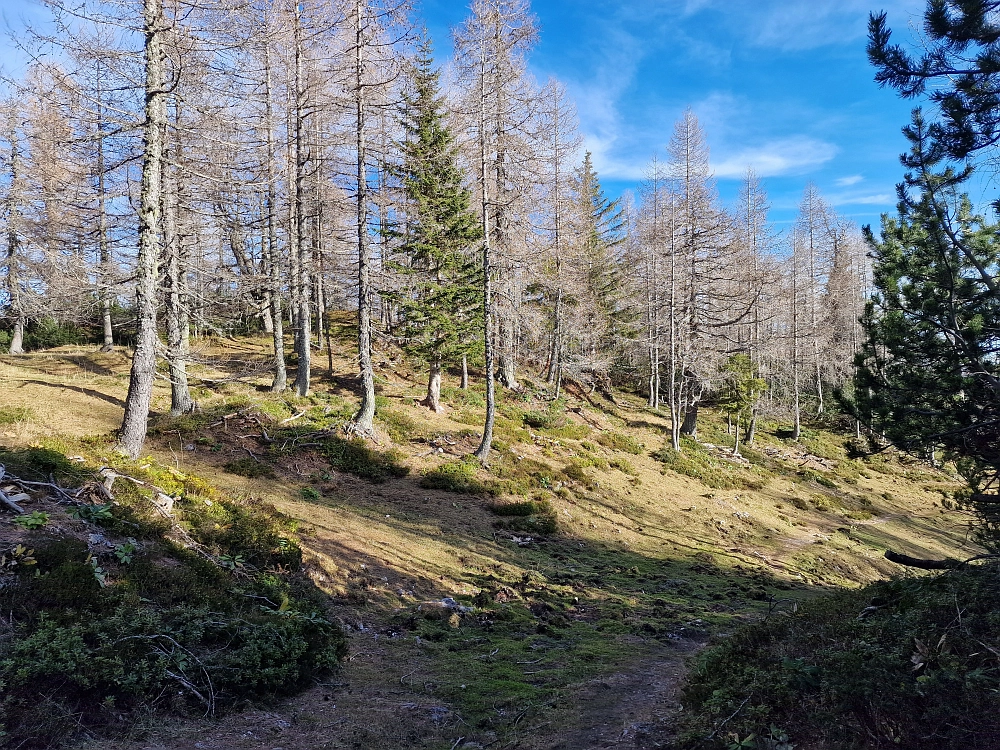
678;563;1000;750
0;451;344;749
224;456;276;478
868;2;1000;162
421;459;486;494
384;41;483;376
319;436;409;483
853;114;1000;547
21;317;91;351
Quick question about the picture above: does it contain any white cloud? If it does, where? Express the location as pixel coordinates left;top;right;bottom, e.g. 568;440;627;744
828;192;895;206
835;175;865;187
712;137;837;179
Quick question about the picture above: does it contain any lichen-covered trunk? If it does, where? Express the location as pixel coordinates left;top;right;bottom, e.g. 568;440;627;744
424;359;443;413
461;354;469;390
351;0;376;436
118;0;165;459
164;126;192;416
292;4;311;397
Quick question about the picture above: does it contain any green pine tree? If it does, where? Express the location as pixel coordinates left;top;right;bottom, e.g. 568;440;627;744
572;152;631;383
718;354;767;456
854;112;1000;546
386;41;483;413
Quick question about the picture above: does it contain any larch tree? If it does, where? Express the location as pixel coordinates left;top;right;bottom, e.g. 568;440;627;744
453;0;538;463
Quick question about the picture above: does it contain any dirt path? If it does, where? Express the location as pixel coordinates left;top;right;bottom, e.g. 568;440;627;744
80;634;694;750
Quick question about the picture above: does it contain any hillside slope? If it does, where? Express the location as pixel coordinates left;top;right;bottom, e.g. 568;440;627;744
0;333;977;749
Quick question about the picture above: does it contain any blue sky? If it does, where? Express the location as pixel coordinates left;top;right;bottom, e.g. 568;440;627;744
423;0;927;228
0;0;933;228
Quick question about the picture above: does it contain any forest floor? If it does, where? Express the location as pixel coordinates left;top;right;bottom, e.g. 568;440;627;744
0;327;979;750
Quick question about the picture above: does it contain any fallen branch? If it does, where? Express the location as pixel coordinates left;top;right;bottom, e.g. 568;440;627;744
884;550;960;569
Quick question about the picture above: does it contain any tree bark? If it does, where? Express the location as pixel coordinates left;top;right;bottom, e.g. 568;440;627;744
96;69;114;352
424;359;443;413
163;110;192;416
118;0;165;459
474;43;496;463
292;2;311;397
461;353;469;389
263;39;286;392
351;0;376;436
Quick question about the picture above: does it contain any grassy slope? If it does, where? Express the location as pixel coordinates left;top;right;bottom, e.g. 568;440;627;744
0;329;977;749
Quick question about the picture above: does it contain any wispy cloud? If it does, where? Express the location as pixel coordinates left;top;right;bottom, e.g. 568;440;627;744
835;175;865;187
712;137;837;179
828;191;895;206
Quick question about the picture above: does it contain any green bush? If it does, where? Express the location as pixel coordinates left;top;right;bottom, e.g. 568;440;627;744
319;436;409;483
224;456;276;479
21;317;91;351
377;408;419;442
490;498;558;534
677;563;1000;750
421;459;486;494
596;431;643;454
0;450;345;750
654;440;768;490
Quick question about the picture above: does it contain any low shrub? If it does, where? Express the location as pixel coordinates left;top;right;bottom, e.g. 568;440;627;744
319;436;409;483
677;563;1000;750
377;408;419;443
421;459;487;494
654;440;769;490
596;431;643;454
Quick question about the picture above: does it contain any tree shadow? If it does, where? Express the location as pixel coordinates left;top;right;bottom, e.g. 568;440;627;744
21;379;126;408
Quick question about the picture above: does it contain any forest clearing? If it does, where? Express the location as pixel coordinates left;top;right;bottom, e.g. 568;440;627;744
0;334;975;749
4;0;1000;747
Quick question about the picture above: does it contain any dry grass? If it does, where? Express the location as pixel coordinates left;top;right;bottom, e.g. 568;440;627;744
0;331;977;750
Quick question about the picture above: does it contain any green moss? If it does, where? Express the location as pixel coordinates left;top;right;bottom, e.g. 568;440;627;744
421;459;487;494
318;436;409;483
0;406;33;425
596;431;643;454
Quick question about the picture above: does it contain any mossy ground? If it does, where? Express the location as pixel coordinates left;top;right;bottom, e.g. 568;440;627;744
0;326;976;749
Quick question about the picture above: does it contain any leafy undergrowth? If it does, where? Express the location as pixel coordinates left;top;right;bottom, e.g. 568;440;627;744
677;562;1000;750
0;444;345;750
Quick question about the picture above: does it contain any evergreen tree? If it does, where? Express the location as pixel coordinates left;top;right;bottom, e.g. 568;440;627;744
387;42;483;413
855;113;1000;542
571;151;629;383
718;354;767;457
869;1;1000;162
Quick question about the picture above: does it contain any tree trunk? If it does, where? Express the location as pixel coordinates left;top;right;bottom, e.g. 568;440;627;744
351;0;376;436
9;316;23;355
423;359;443;413
263;40;286;392
96;71;114;352
498;297;519;389
164;113;192;416
118;0;165;459
292;3;311;397
461;354;468;390
473;46;495;463
747;409;758;446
